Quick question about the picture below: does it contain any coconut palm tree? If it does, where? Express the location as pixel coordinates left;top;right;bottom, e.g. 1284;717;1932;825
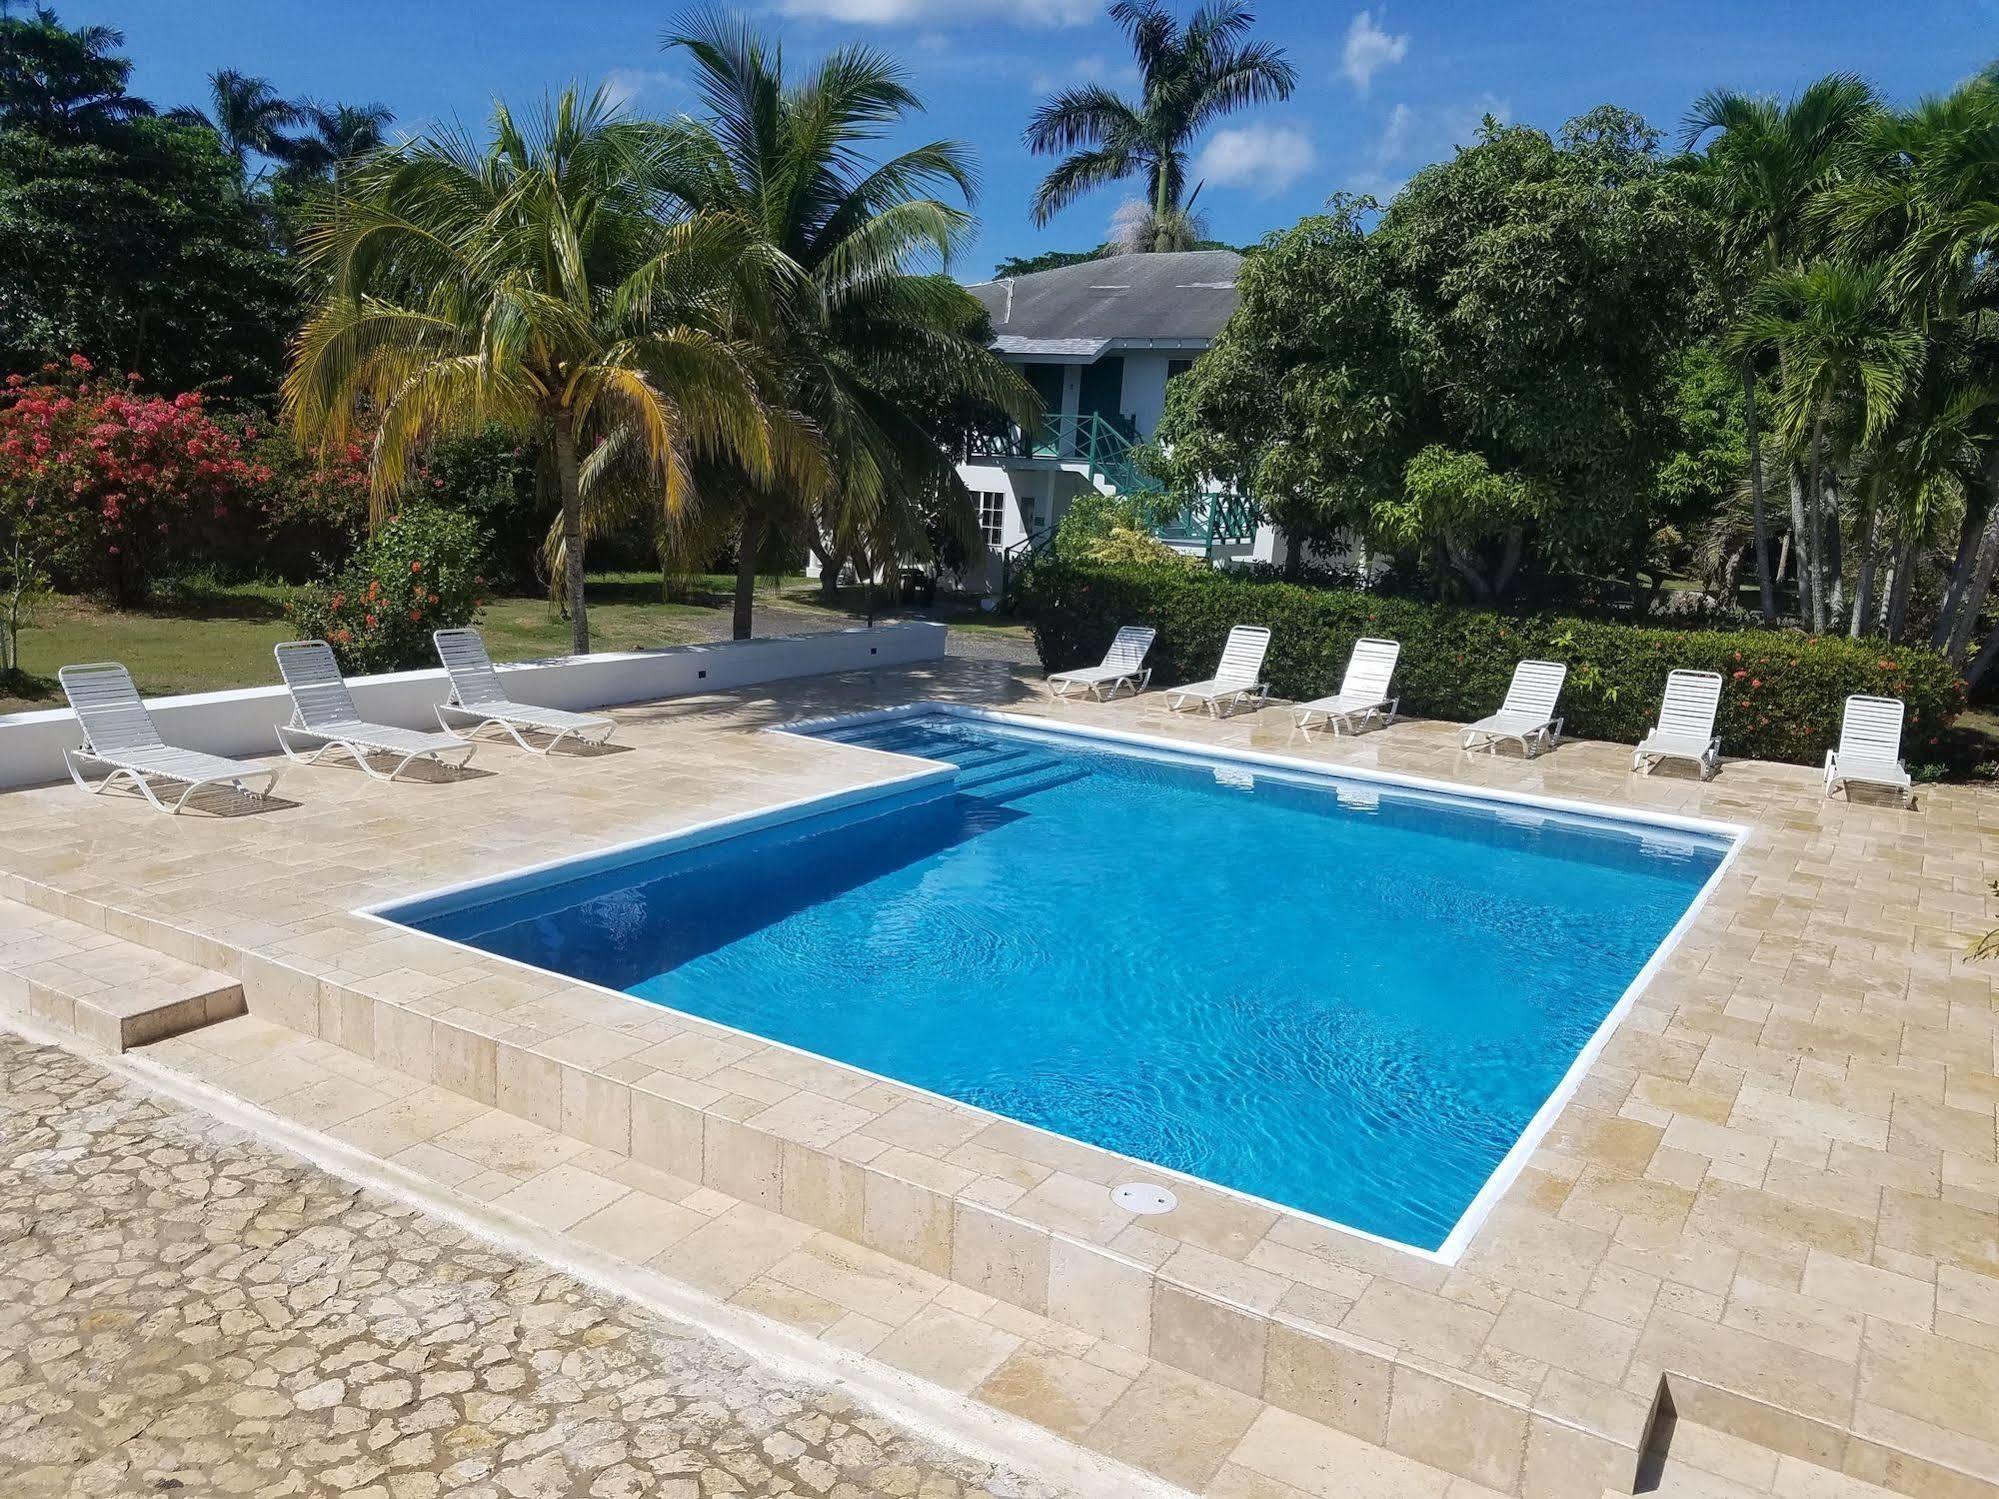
1024;0;1295;247
1684;73;1880;623
284;86;808;655
658;12;1038;638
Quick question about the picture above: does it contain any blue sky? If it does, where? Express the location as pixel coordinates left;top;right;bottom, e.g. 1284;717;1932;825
60;0;1997;277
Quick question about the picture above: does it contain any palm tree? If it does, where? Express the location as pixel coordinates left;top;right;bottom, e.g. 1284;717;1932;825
658;12;1037;638
1830;76;1999;670
0;5;153;139
1734;263;1924;632
284;86;805;655
172;68;307;187
1684;73;1880;623
1025;0;1295;247
282;100;395;184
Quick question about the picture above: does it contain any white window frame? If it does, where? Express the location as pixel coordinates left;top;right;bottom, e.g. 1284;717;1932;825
976;490;1005;545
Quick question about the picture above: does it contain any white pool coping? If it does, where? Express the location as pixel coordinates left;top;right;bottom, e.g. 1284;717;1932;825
360;701;1748;1270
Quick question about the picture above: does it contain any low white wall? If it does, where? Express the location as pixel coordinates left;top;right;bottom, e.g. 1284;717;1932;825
0;622;947;792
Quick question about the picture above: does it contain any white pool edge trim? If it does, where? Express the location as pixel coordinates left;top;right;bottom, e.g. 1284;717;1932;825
0;1008;1185;1499
356;701;1749;1270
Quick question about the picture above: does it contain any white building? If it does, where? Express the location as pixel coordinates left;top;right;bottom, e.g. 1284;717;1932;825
950;250;1280;594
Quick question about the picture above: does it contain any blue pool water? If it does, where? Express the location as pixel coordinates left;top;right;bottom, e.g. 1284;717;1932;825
388;711;1729;1251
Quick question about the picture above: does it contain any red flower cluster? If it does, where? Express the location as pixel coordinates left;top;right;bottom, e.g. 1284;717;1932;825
0;359;272;600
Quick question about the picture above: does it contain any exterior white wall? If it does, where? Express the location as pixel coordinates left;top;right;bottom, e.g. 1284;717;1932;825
1118;351;1179;438
0;622;947;793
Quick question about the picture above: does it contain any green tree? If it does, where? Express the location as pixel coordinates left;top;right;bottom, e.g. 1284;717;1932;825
280;100;394;185
1734;263;1924;632
1024;0;1295;249
1684;73;1881;623
169;68;307;189
658;12;1036;636
284;86;804;655
1831;76;1999;670
0;4;153;139
1156;115;1699;601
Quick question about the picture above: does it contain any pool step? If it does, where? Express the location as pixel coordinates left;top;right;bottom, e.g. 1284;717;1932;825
0;896;243;1052
954;757;1089;803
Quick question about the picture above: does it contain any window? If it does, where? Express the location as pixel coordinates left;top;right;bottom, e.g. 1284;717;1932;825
976;491;1005;545
1167;357;1194;383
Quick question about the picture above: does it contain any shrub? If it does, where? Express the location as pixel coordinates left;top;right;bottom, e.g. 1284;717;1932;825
0;356;271;602
1018;558;1965;767
286;503;488;674
416;426;545;590
244;419;373;582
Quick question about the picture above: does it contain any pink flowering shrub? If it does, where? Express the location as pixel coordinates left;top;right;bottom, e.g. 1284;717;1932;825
0;356;271;601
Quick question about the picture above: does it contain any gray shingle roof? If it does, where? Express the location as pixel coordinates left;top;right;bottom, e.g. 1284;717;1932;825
967;250;1241;357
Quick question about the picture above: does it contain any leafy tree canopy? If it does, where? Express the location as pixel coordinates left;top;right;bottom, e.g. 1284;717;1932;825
1154;109;1702;598
0;8;293;393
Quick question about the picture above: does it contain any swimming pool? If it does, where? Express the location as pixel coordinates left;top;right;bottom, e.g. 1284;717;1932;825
378;707;1735;1256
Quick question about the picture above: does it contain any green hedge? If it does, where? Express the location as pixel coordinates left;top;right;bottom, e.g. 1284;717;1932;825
1018;560;1964;767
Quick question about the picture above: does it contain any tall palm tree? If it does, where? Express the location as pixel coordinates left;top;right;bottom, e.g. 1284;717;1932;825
0;5;153;139
1734;263;1924;632
1024;0;1295;247
1684;73;1880;623
172;68;307;186
284;87;806;655
658;12;1037;638
1830;76;1999;668
282;100;395;184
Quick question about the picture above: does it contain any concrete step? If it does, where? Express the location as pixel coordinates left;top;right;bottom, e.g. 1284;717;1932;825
0;897;243;1052
1633;1417;1955;1499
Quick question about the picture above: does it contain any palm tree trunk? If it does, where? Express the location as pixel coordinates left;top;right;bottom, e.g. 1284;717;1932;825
1821;467;1843;631
1849;485;1880;640
732;508;762;641
1789;465;1814;626
552;410;590;656
1933;505;1983;650
1809;427;1830;632
1886;538;1915;642
1741;361;1777;622
1944;455;1999;664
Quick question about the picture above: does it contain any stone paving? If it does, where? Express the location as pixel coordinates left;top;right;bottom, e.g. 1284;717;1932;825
2;655;1996;1499
0;1029;1069;1499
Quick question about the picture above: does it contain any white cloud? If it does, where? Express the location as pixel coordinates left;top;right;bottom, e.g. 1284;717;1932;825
1028;53;1128;96
1195;124;1318;197
1341;9;1409;94
774;0;1095;25
1440;93;1512;149
1347;94;1508;199
600;68;678;111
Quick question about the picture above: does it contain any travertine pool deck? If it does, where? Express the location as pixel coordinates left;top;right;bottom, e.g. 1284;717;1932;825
2;655;1995;1499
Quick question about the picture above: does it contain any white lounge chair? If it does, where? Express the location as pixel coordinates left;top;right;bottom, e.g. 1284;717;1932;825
1824;694;1912;803
1633;669;1724;779
1293;637;1401;734
1165;625;1272;717
1461;660;1567;757
273;639;475;782
1047;625;1156;701
433;629;615;753
57;662;282;814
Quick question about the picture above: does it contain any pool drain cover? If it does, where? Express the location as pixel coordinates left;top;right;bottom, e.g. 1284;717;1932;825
1112;1182;1178;1215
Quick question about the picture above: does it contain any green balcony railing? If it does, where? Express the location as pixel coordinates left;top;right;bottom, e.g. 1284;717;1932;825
967;412;1261;555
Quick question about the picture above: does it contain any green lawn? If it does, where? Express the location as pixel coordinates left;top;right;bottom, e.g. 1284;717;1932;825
1;571;1023;715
